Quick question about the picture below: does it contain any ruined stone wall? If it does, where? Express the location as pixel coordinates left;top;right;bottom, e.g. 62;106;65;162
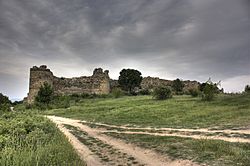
27;65;200;103
141;77;172;90
109;76;200;92
27;65;110;104
140;76;200;92
182;80;200;92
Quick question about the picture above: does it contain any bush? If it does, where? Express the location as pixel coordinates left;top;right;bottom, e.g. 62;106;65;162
189;88;200;97
202;83;217;101
51;95;70;109
0;93;11;113
138;89;151;95
35;82;53;105
153;86;172;100
111;88;124;98
0;103;11;113
0;93;11;105
172;78;184;95
245;85;250;93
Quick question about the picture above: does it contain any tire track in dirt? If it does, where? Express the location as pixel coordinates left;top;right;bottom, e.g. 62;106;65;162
100;130;250;143
55;123;103;166
47;116;200;166
80;120;250;135
79;120;250;143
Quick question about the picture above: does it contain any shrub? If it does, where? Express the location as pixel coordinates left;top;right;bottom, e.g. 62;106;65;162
51;95;70;109
189;88;200;97
0;93;11;113
35;82;53;105
79;93;90;98
200;82;221;94
153;86;172;100
245;85;250;93
172;78;184;95
111;88;124;98
199;83;207;92
0;103;11;113
89;93;98;99
202;83;217;101
0;93;11;105
138;89;151;95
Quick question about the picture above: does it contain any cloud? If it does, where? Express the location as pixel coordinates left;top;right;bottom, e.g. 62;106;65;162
222;75;250;93
0;0;249;99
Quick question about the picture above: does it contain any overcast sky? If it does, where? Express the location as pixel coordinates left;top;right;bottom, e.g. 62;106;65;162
0;0;249;100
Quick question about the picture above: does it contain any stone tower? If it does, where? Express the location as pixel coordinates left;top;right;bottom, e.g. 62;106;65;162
27;65;54;104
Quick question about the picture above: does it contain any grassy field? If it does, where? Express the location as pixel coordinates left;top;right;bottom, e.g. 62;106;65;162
45;93;250;129
0;111;84;166
106;133;250;166
21;93;250;166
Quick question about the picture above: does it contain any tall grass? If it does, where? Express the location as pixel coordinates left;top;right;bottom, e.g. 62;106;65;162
0;111;84;166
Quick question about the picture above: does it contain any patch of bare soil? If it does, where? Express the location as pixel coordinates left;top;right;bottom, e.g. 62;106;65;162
47;116;200;166
55;123;103;166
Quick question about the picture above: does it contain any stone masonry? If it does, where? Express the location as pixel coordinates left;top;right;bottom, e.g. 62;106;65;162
141;76;200;92
27;65;110;104
27;65;200;104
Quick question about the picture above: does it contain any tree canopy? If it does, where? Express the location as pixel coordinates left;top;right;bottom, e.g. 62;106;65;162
245;85;250;93
118;69;142;93
35;82;53;105
0;93;11;112
0;93;11;104
172;78;184;94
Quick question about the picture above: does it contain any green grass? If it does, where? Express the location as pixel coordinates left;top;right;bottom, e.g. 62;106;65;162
45;93;250;129
0;111;84;166
106;133;250;166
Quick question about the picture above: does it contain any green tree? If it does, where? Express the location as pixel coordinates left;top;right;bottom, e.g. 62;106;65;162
245;85;250;93
35;82;53;105
199;83;207;92
118;69;142;94
201;78;219;101
0;93;11;112
0;93;11;104
172;78;184;94
153;86;172;100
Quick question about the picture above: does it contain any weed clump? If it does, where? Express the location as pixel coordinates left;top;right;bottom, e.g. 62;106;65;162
111;88;124;98
189;88;200;97
153;86;172;100
138;89;151;95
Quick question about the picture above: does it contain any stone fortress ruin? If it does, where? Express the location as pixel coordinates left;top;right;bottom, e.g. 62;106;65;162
27;65;200;103
27;65;110;103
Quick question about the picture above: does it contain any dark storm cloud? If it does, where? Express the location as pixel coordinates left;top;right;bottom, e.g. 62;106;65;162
0;0;249;99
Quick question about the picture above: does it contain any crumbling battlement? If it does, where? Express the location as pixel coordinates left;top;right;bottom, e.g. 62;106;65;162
141;76;200;92
27;65;200;104
27;65;110;104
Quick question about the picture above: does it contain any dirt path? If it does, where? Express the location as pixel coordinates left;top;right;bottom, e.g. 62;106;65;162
79;120;250;143
47;116;200;166
101;130;250;143
56;123;103;166
80;120;250;135
84;125;250;143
